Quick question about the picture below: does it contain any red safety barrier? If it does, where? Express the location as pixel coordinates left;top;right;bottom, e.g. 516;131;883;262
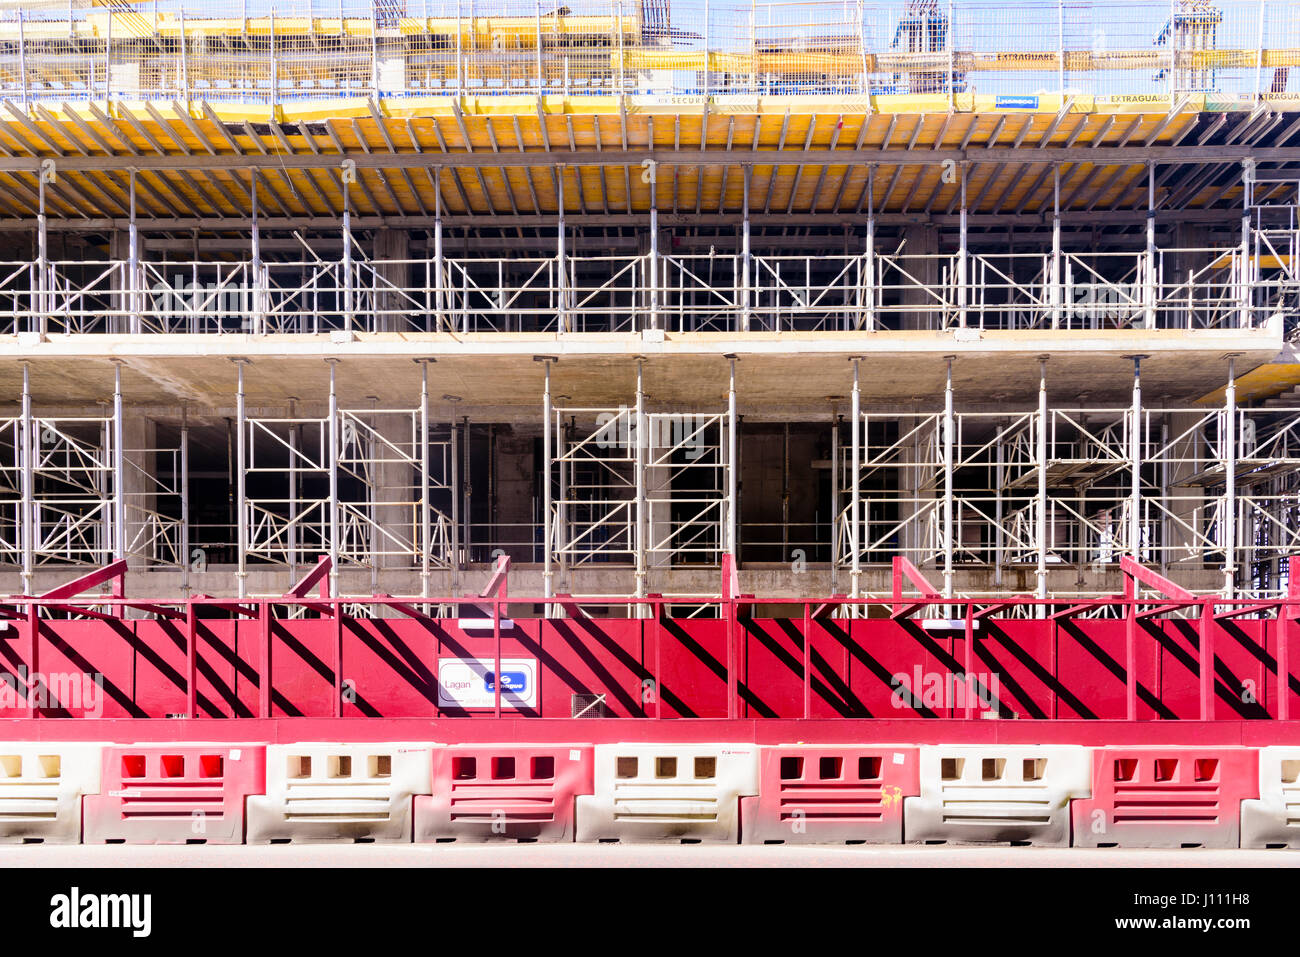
740;746;920;845
1071;748;1259;848
83;745;267;845
413;745;594;842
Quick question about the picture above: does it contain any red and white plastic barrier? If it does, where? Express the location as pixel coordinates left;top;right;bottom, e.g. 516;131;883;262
415;744;594;843
0;743;105;844
246;743;436;844
1072;748;1258;849
83;745;266;845
904;746;1092;846
741;745;919;845
575;744;759;844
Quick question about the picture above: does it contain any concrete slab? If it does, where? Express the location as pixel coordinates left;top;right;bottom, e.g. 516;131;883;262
0;328;1281;420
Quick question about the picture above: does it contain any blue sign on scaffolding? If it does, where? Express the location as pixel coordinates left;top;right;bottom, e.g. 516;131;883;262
996;95;1040;110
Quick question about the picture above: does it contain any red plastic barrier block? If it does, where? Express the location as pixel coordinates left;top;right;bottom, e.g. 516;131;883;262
1071;748;1258;849
83;745;267;845
740;746;920;845
414;745;594;843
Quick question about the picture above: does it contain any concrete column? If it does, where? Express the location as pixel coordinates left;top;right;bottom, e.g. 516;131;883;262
373;228;410;333
1164;410;1207;573
108;231;133;335
367;410;417;572
899;224;939;330
120;413;156;570
492;426;536;565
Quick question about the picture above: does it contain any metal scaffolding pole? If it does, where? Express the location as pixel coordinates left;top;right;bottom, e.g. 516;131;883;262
1051;166;1061;329
864;166;875;331
727;356;738;558
342;169;354;332
450;412;460;597
850;358;861;601
112;363;125;562
957;167;968;329
635;359;647;608
741;165;751;332
327;359;340;598
250;171;263;334
1145;162;1157;329
995;417;1004;589
943;356;955;599
830;406;839;595
36;166;47;335
19;363;33;595
1241;160;1254;328
1129;355;1145;560
1224;355;1237;597
1037;356;1049;605
234;359;248;599
542;359;553;604
419;359;432;601
433;169;445;331
180;406;190;595
557;166;568;332
128;170;140;334
649;193;659;331
286;398;298;573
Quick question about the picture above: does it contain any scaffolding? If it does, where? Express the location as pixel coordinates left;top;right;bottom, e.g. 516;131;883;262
1;0;1300;102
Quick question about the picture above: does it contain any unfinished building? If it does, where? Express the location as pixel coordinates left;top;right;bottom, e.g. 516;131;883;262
0;0;1295;618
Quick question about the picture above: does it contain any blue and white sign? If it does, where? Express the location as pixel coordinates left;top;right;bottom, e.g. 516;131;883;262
995;95;1039;110
437;657;538;709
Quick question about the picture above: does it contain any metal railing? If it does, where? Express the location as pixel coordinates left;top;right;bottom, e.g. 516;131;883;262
1;1;1299;104
1;241;1288;335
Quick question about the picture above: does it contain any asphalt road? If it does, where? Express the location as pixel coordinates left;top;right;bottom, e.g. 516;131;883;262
1;844;1296;867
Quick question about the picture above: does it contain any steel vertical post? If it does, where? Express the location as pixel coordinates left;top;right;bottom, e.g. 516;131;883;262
235;360;248;600
1037;357;1049;605
450;412;460;598
36;168;47;335
850;359;861;602
342;172;353;331
864;166;875;330
419;360;432;601
943;357;954;600
1241;160;1253;328
957;166;967;329
1224;356;1237;598
434;168;445;330
250;171;263;334
635;359;647;610
1145;163;1157;328
727;357;738;558
557;166;568;332
327;359;340;599
649;198;659;331
128;169;140;334
1129;355;1145;561
112;363;125;562
542;360;553;606
741;165;751;332
180;406;190;593
20;363;33;595
1051;166;1061;329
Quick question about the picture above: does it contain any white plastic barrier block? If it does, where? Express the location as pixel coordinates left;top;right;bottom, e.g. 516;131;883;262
1241;747;1300;848
246;743;436;844
0;743;105;844
904;745;1092;847
575;743;759;844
